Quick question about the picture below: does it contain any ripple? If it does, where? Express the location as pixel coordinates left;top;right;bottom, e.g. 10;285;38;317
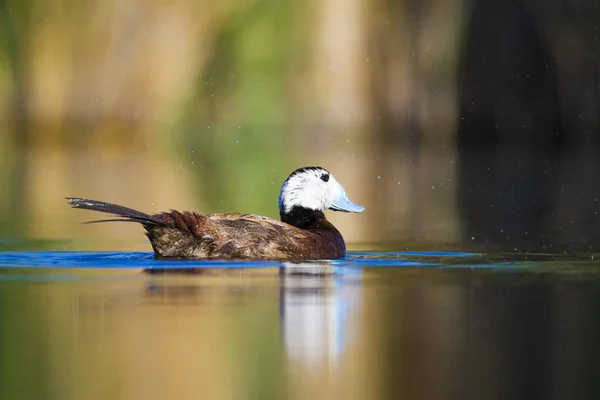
0;251;598;274
0;251;477;270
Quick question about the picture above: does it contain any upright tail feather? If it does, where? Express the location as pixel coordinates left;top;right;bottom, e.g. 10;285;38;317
66;197;162;225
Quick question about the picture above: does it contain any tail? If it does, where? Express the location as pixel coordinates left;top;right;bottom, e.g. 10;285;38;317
66;197;209;259
66;197;162;225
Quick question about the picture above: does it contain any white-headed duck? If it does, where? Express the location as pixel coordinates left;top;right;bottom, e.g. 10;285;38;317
66;166;364;260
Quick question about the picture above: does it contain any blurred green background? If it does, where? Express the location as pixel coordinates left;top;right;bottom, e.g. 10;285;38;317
0;0;598;251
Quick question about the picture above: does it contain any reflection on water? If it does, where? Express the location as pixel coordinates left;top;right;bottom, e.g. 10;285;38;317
0;252;599;399
281;262;362;367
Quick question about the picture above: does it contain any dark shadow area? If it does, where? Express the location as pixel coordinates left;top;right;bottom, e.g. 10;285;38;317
458;0;600;252
377;270;600;400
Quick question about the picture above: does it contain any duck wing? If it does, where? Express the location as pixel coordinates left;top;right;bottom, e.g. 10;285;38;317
147;212;346;259
202;213;310;259
200;213;345;259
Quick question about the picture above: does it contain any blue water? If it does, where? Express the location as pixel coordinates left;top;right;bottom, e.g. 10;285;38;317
0;251;476;270
0;250;598;272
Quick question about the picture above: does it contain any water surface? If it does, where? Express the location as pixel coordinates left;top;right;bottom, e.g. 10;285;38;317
0;250;599;400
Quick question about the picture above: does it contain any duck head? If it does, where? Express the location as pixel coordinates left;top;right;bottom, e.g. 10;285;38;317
278;166;364;227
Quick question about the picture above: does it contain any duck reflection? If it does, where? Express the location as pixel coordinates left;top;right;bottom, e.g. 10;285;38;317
279;262;363;367
142;267;281;306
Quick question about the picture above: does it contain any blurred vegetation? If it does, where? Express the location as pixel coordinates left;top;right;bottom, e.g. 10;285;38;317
0;0;598;251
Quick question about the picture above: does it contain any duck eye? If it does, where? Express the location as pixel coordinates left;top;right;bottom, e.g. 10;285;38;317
320;173;330;182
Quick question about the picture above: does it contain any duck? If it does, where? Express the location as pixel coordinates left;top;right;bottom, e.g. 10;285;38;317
66;166;364;260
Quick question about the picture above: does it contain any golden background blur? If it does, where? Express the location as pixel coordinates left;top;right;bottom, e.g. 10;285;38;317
0;0;464;250
0;0;598;251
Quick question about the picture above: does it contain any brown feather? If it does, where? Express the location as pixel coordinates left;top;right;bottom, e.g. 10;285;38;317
66;198;346;260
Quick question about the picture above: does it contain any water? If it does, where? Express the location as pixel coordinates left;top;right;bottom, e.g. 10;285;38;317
1;250;600;399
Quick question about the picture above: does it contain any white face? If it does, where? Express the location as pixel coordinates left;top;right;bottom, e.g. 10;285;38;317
278;167;364;214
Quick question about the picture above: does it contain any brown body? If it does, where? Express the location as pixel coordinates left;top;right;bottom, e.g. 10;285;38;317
66;198;346;260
